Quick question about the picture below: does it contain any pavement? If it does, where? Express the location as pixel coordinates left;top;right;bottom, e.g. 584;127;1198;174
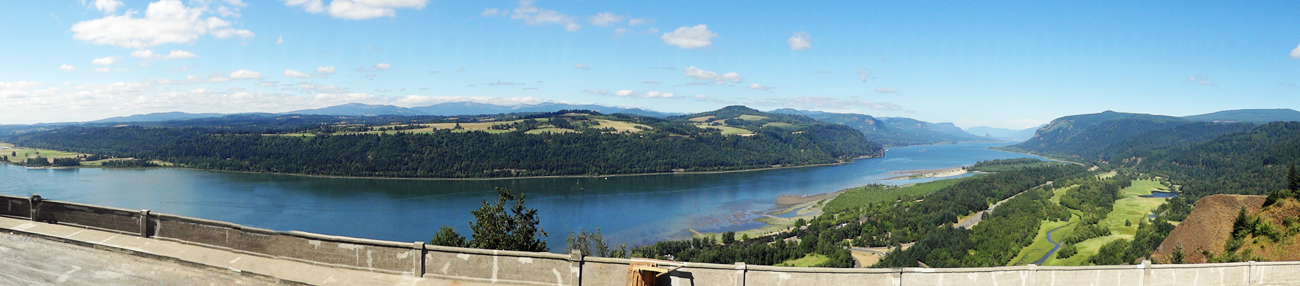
0;216;515;285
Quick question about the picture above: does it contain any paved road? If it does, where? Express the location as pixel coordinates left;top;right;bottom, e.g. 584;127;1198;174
0;232;279;286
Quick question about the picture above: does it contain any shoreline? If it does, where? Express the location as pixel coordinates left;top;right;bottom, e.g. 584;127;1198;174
3;154;883;181
881;167;969;180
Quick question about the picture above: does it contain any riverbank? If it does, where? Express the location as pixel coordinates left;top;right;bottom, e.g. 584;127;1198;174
691;191;839;242
882;167;969;180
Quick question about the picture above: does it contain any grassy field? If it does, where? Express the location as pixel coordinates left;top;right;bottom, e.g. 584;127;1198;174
686;115;717;121
1103;180;1169;236
967;161;1066;172
823;177;971;213
736;115;769;121
777;254;830;267
1041;180;1168;265
524;128;577;134
762;122;795;128
1046;234;1127;266
694;124;754;135
0;143;82;162
590;119;650;133
1009;215;1079;266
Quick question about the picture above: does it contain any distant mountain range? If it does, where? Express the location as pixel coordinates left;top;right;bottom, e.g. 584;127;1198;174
91;112;227;123
964;125;1043;141
770;109;1000;147
1182;108;1300;123
1004;108;1300;159
283;102;680;118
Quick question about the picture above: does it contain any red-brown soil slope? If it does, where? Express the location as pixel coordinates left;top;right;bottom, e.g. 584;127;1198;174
1151;194;1264;263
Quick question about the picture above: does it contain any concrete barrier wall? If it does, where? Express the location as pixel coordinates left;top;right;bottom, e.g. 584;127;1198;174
152;214;419;276
6;194;1300;286
423;245;578;285
0;196;29;218
36;200;141;235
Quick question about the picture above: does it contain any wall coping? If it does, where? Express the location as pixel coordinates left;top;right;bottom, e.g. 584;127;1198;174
10;193;1300;277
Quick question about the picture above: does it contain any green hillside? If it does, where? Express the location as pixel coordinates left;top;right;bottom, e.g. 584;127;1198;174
3;107;883;179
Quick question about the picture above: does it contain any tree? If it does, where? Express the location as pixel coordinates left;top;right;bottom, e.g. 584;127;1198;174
721;231;736;245
1170;245;1185;264
567;228;625;257
430;226;467;247
468;187;549;252
1289;163;1299;192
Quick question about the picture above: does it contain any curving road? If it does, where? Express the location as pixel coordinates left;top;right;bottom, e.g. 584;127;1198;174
1032;222;1075;265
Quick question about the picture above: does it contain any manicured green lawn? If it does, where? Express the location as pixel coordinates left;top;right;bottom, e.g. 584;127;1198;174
777;253;830;267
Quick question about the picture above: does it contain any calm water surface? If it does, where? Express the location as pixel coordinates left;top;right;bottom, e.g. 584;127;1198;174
0;142;1039;251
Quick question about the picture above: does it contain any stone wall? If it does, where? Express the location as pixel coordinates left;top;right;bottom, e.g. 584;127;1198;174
5;194;1300;286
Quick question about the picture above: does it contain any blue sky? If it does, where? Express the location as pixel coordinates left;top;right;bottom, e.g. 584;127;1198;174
1;1;1298;128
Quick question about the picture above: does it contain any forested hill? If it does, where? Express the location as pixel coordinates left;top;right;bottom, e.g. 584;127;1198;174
1001;108;1300;200
1005;111;1191;158
2;107;882;178
769;108;997;147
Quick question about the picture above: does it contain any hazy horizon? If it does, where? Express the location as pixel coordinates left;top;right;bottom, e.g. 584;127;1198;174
3;1;1298;128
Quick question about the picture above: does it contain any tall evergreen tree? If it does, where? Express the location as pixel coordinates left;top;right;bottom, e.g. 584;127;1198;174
1288;163;1298;192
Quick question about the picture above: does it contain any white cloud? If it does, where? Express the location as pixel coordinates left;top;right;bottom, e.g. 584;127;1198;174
88;0;125;14
787;32;811;51
642;91;674;98
71;0;255;48
747;96;903;111
1291;43;1300;59
589;12;624;27
284;0;429;20
1186;75;1216;86
511;0;580;31
661;25;716;49
857;68;874;82
585;89;676;99
92;56;122;65
481;8;500;17
875;88;897;93
230;69;262;79
370;63;390;70
283;69;309;78
747;84;772;91
683;66;718;80
574;64;591;70
683;66;743;84
628;18;651;26
0;78;568;124
59;65;76;71
130;49;198;60
315;66;336;76
276;35;284;44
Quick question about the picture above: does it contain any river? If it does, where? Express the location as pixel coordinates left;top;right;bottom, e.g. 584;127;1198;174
0;142;1040;251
